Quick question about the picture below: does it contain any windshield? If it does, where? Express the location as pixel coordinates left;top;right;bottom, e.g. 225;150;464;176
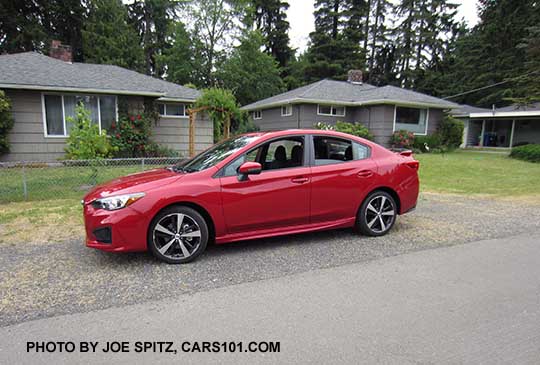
176;135;261;173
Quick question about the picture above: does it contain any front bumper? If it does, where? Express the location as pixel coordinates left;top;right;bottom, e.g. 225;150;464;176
83;203;149;252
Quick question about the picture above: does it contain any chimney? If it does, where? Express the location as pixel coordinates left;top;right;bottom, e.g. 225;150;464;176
347;69;363;85
49;40;72;62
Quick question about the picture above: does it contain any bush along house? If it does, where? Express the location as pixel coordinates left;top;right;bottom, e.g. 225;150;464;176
0;42;213;162
241;70;458;147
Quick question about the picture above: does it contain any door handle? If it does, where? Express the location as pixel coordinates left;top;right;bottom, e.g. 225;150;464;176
291;177;309;184
357;170;373;178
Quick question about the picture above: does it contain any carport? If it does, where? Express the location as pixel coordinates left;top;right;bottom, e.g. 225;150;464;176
456;103;540;148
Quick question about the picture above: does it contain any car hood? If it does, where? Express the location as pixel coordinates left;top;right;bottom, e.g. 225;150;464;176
83;168;183;203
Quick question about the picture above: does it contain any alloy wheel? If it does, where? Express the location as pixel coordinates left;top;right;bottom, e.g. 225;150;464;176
152;213;202;260
364;195;396;234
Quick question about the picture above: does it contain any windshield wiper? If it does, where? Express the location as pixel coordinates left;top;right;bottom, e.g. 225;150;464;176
168;165;197;173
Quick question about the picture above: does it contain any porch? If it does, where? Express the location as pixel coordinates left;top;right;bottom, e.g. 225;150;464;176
463;111;540;148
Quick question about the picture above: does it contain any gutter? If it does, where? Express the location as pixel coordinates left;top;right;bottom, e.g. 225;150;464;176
470;111;540;118
0;83;165;97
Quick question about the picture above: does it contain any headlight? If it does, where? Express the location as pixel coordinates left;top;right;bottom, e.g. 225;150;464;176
91;192;145;211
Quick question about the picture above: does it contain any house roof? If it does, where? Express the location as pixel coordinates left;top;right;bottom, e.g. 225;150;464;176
451;104;492;117
0;52;200;101
241;79;458;111
453;102;540;119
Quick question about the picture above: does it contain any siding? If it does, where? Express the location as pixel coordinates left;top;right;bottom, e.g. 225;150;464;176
151;112;213;156
2;90;67;162
1;90;213;162
251;102;446;147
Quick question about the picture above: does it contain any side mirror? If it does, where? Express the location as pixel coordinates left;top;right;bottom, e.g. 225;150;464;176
237;161;262;181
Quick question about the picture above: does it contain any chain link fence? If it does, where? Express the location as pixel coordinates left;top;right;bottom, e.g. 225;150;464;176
0;157;185;204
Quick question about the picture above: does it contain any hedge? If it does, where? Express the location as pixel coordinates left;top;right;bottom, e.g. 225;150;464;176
510;144;540;163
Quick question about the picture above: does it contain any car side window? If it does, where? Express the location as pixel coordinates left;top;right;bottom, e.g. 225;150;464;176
222;137;304;177
263;138;304;171
313;136;370;166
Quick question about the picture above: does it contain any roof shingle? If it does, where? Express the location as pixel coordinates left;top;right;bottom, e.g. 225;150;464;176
241;79;458;110
0;52;200;100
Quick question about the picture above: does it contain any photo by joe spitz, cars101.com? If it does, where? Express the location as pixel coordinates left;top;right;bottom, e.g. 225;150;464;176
83;129;420;264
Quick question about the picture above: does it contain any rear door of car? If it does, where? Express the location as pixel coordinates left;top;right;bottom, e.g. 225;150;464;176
308;134;378;223
218;135;312;234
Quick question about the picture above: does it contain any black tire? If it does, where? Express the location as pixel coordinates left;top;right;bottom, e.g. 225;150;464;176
356;190;397;236
148;206;209;264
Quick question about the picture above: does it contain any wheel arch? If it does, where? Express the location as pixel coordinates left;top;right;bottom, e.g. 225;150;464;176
148;201;216;245
363;186;401;214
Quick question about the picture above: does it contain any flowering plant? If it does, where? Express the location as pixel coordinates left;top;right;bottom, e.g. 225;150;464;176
390;130;415;149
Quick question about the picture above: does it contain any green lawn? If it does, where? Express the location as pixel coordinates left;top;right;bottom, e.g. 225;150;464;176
0;164;148;203
416;150;540;196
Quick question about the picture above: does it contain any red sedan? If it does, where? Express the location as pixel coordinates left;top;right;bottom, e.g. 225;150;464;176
83;130;419;264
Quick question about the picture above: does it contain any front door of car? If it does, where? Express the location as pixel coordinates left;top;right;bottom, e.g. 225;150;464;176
219;136;311;234
309;135;377;223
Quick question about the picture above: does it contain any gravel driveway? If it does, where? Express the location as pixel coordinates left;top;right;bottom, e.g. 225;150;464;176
1;193;539;327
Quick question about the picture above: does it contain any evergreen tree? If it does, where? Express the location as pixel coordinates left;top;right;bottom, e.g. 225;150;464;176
305;0;367;82
83;0;144;71
156;22;197;86
218;31;285;106
246;0;293;69
365;0;393;83
128;0;178;76
43;0;86;61
431;0;539;106
0;1;47;54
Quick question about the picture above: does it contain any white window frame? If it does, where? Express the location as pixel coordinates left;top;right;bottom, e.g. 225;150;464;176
317;104;346;117
41;93;118;138
281;104;293;117
157;103;189;118
392;105;429;136
253;110;262;120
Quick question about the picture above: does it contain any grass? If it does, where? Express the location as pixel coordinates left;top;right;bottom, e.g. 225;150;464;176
1;150;539;245
416;150;540;196
0;165;143;203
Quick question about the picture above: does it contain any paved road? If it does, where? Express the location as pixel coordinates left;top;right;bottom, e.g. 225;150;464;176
2;193;540;327
1;231;540;364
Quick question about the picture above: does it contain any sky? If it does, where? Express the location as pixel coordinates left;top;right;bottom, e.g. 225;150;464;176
287;0;480;53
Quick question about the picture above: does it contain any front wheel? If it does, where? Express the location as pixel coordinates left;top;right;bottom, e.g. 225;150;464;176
148;206;209;264
356;191;397;236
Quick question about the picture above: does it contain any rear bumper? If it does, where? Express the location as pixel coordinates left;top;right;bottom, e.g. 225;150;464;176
83;204;149;252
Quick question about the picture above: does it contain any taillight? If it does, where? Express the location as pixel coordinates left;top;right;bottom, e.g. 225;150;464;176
406;161;420;170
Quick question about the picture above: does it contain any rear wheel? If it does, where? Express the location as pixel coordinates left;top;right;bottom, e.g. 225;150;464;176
356;191;397;236
148;206;208;264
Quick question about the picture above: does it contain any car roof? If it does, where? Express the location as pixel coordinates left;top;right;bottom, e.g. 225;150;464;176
242;129;372;142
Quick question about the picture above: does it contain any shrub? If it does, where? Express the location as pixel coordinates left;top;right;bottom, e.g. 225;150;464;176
390;130;415;149
413;134;442;152
0;90;14;156
510;144;540;163
437;115;464;149
144;143;181;158
64;103;115;159
109;113;154;157
315;121;374;140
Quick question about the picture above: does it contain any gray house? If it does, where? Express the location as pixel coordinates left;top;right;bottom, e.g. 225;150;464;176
0;48;213;162
452;103;540;148
241;70;458;146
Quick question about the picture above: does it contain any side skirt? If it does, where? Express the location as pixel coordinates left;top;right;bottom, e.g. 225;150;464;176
215;217;356;244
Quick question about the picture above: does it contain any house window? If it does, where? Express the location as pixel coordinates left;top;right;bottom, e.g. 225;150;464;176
394;106;428;135
157;103;189;117
281;105;293;116
43;93;117;137
253;110;262;120
317;104;346;117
